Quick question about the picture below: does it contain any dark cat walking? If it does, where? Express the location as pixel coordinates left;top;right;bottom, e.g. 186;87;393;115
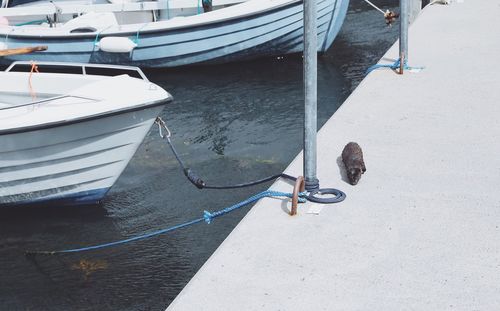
341;142;366;185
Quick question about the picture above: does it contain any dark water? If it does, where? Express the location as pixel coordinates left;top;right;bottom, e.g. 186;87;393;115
0;1;400;310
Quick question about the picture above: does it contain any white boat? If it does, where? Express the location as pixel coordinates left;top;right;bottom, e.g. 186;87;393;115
0;0;349;67
0;61;172;207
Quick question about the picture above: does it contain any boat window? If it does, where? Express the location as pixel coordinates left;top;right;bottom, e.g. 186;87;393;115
6;62;147;81
6;0;33;7
7;64;84;75
70;27;97;33
85;67;143;79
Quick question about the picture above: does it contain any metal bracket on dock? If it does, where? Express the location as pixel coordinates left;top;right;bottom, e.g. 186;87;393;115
291;176;305;216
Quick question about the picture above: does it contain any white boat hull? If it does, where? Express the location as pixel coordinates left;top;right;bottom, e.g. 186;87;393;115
0;105;165;206
0;62;172;207
0;0;349;67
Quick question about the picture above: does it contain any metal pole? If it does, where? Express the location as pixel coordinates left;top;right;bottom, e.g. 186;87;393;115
399;0;409;74
303;0;319;191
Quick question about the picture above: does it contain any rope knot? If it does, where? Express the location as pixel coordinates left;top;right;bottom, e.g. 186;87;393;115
298;191;308;203
384;10;399;26
203;210;214;224
29;60;39;100
366;57;424;75
155;116;171;139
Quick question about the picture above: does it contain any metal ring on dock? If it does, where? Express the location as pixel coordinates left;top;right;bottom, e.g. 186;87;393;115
290;176;305;216
307;188;346;204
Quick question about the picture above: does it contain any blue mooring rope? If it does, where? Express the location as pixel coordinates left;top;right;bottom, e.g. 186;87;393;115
25;190;306;256
366;58;424;75
133;23;149;46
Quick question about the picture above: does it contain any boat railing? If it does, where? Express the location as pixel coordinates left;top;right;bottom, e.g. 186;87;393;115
0;94;97;111
5;61;149;81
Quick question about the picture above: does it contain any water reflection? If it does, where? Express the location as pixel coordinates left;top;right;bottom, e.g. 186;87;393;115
147;54;346;163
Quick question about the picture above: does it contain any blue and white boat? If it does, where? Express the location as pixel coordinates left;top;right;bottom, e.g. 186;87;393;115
0;62;172;207
0;0;349;67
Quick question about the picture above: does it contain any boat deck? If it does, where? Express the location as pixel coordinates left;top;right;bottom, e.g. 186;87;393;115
166;0;500;309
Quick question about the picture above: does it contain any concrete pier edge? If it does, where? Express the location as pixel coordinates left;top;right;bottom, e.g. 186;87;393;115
167;1;500;309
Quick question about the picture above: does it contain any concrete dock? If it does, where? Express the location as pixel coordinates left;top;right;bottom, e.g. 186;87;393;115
167;0;500;309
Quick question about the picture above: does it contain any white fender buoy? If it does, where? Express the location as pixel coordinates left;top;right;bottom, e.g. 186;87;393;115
96;37;137;53
0;42;8;50
0;16;9;27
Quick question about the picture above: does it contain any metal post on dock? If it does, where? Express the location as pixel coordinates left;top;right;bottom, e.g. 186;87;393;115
301;0;345;204
303;0;319;191
399;0;409;74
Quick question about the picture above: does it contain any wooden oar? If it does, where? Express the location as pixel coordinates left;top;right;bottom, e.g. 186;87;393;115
0;45;47;57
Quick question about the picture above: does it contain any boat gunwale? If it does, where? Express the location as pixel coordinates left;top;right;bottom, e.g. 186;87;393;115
0;97;172;135
0;0;310;39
